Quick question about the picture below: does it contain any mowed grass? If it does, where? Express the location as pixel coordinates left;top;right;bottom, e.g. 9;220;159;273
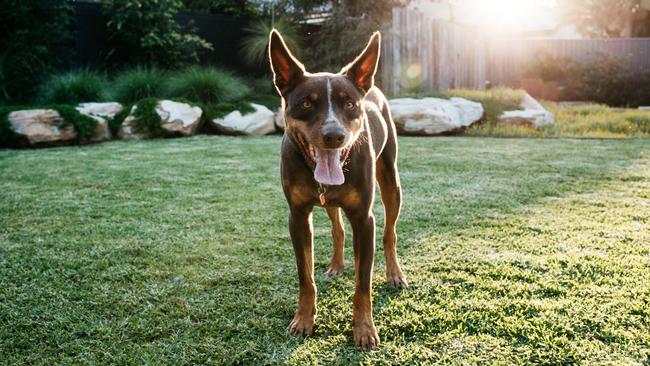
1;136;649;365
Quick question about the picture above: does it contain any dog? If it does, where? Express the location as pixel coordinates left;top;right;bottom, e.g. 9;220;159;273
269;29;407;349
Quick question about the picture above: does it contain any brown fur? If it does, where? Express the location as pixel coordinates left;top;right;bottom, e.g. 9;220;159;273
269;29;407;350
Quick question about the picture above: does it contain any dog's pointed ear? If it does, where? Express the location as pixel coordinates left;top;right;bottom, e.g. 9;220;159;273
269;29;305;96
341;32;381;94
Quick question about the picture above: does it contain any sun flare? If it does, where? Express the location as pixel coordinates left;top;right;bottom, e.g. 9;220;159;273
459;0;556;33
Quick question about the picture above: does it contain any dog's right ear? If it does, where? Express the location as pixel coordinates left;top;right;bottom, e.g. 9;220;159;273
269;29;305;97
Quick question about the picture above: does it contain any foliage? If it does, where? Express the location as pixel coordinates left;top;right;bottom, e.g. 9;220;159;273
55;105;99;141
182;0;259;16
1;137;649;364
305;0;403;72
108;103;133;136
131;98;166;138
526;51;650;107
446;88;525;124
559;0;650;37
39;70;108;105
0;0;74;104
248;78;282;109
104;0;213;69
112;67;169;104
523;49;576;82
167;66;250;106
205;101;256;119
0;106;18;146
240;19;301;67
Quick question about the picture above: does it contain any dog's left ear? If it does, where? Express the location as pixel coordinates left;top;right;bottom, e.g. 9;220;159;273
269;29;305;96
341;32;381;94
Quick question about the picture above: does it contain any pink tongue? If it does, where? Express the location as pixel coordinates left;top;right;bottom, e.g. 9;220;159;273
314;148;344;185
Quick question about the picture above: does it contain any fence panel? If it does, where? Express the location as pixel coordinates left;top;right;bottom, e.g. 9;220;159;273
381;8;650;95
380;8;486;96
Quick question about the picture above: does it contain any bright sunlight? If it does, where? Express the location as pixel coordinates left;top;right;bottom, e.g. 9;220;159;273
457;0;558;33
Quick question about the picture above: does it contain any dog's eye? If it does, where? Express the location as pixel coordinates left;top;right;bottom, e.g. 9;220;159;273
302;100;312;109
345;101;356;110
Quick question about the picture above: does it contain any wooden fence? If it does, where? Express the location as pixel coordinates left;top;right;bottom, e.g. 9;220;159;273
486;38;650;86
380;8;486;96
380;8;650;96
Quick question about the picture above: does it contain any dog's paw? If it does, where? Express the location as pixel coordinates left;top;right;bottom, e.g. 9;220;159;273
288;313;315;337
325;263;344;277
386;270;408;289
353;322;380;350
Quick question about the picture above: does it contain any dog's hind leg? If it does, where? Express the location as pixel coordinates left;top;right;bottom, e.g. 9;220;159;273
376;126;408;289
325;207;345;276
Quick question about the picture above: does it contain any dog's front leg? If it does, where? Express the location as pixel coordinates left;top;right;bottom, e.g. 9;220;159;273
287;204;317;337
346;208;379;349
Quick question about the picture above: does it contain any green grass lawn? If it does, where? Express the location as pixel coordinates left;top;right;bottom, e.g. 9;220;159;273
1;136;649;365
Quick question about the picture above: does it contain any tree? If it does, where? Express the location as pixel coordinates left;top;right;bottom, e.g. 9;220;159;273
0;0;73;103
104;0;213;69
560;0;650;37
182;0;259;16
305;0;406;72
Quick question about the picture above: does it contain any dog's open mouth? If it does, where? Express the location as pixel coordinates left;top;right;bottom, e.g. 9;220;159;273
296;133;350;186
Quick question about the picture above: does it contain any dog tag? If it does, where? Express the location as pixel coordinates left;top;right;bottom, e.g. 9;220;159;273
319;193;326;205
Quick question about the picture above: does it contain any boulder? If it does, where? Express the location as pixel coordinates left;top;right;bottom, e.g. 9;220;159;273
7;109;76;147
274;107;286;131
388;97;484;135
210;103;276;136
156;100;203;136
76;102;123;142
117;100;202;140
499;93;554;127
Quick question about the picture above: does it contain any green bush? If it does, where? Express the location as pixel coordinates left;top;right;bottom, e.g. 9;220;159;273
446;88;525;124
104;0;212;69
167;66;250;106
39;70;107;104
526;51;650;107
206;101;256;119
113;68;168;104
240;20;300;67
247;78;281;109
55;105;98;141
131;98;166;138
0;0;74;104
0;106;18;146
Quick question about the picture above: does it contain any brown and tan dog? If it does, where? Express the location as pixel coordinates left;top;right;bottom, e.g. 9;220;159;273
269;29;407;349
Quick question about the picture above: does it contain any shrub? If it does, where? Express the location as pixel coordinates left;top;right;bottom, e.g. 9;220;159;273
113;68;168;104
131;98;166;138
247;78;281;109
0;0;74;104
39;70;107;104
104;0;212;69
55;105;98;141
206;101;256;119
525;51;650;107
446;88;525;124
167;67;250;105
240;20;300;67
0;106;18;146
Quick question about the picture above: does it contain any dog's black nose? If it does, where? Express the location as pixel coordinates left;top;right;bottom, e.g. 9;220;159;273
323;128;346;148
